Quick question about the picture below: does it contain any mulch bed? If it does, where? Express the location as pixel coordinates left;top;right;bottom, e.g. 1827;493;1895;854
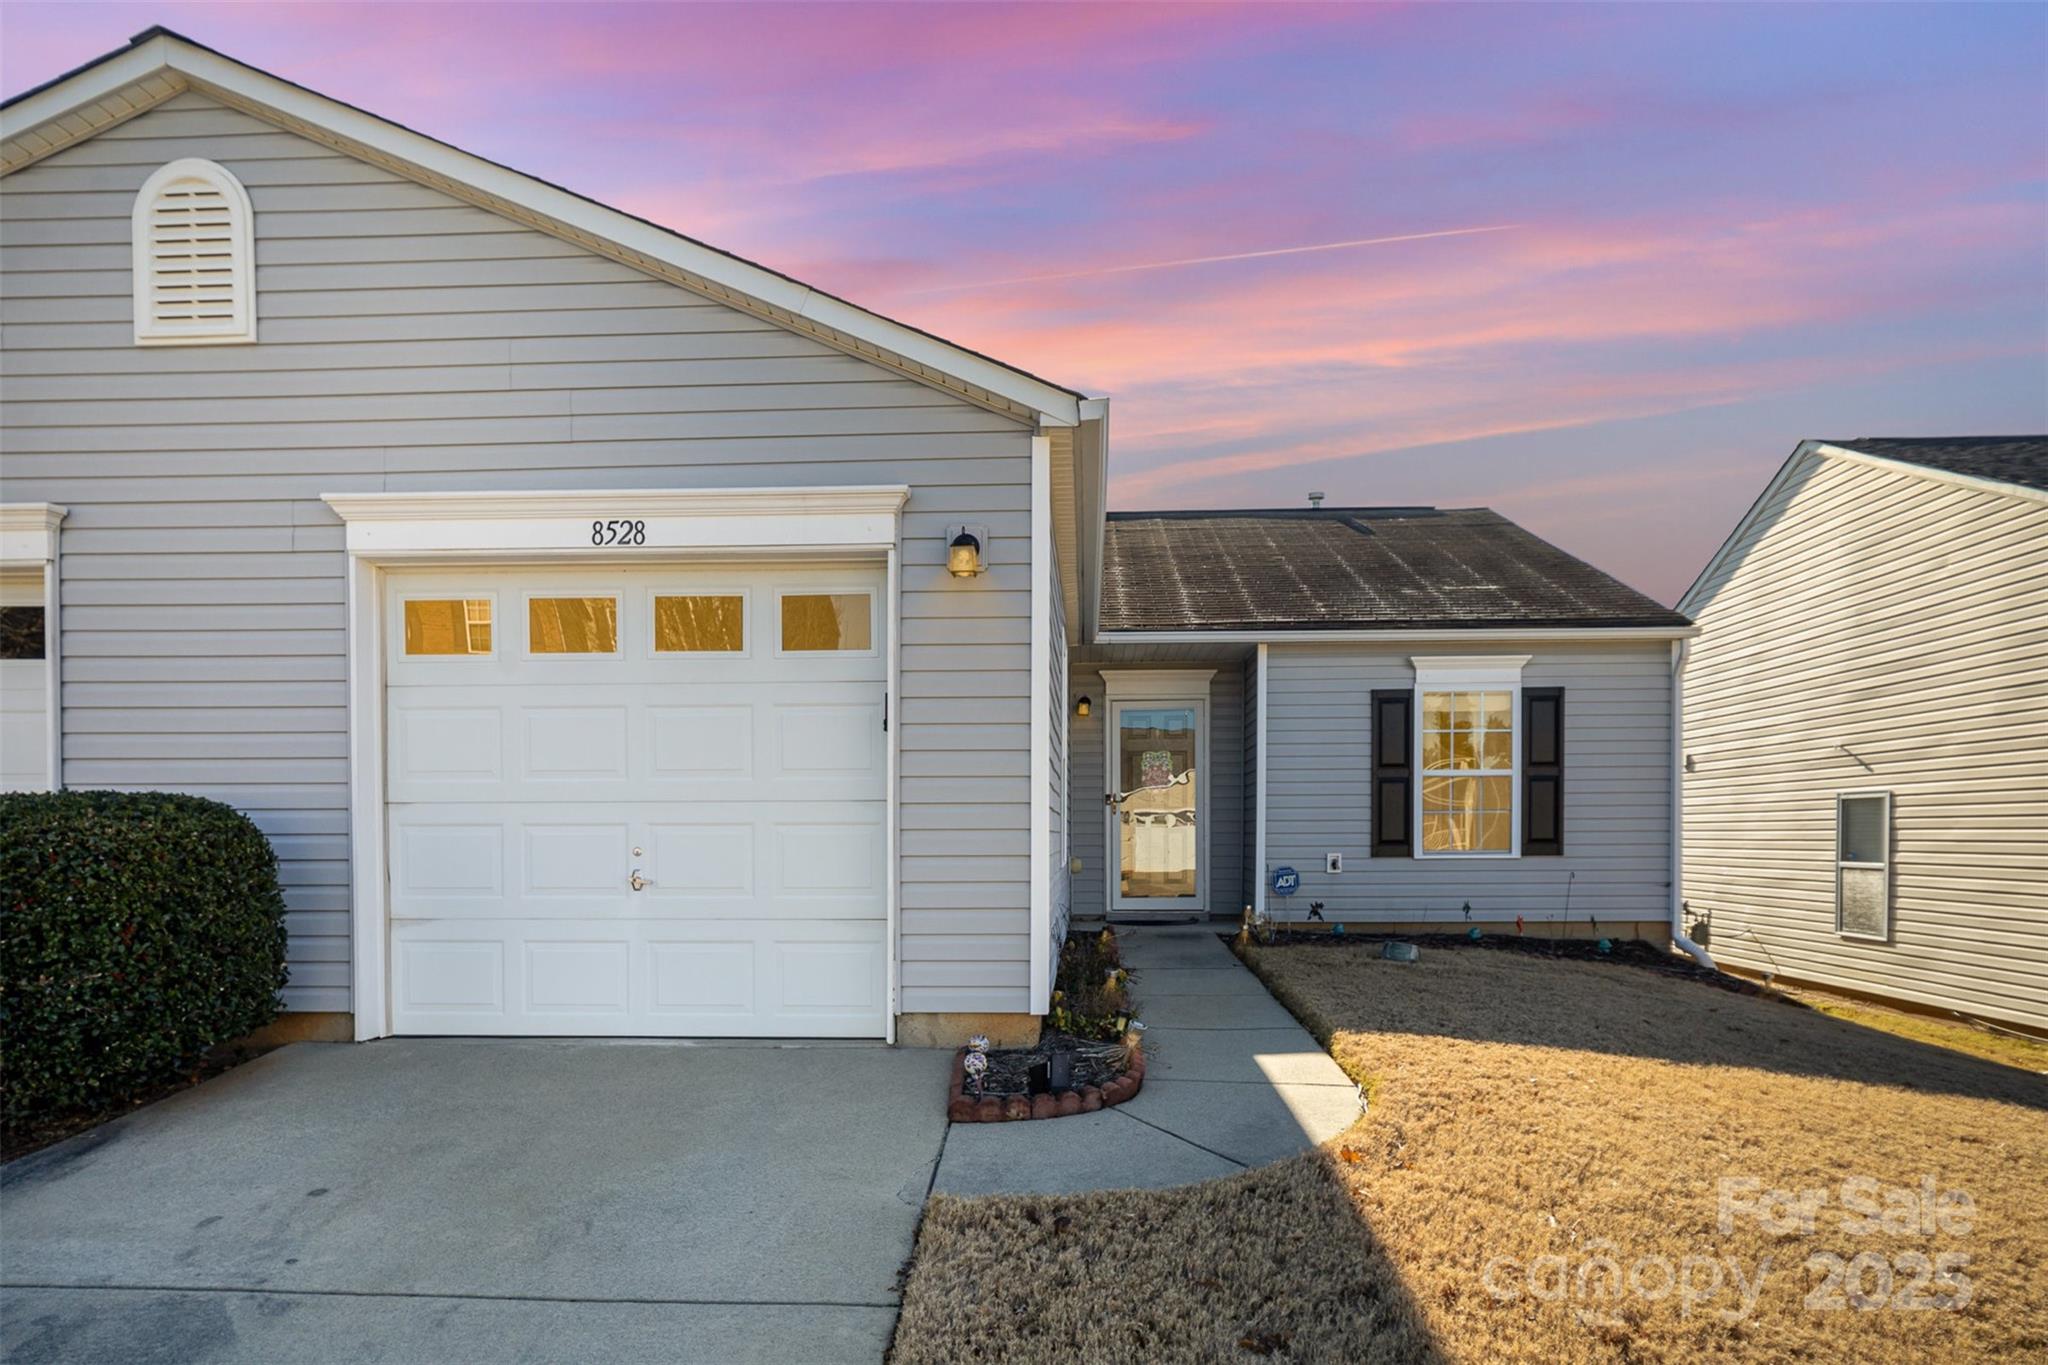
1235;927;1779;997
947;1037;1143;1123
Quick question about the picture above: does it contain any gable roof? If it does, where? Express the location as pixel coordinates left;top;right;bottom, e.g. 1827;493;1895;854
0;26;1096;429
1676;435;2048;616
1818;437;2048;494
1099;507;1691;636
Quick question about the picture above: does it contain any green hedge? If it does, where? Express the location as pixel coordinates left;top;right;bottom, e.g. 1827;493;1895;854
1;790;288;1126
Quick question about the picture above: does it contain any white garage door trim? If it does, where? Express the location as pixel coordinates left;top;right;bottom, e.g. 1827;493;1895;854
324;487;910;1042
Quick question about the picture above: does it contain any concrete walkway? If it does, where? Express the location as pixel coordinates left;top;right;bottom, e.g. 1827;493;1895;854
1;1040;953;1364
932;924;1360;1195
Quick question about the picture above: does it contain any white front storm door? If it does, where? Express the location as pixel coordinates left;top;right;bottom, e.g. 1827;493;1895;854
1106;697;1208;918
382;563;888;1038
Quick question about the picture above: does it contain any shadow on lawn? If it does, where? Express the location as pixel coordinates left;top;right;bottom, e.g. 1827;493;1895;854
1247;939;2048;1113
895;1139;1453;1365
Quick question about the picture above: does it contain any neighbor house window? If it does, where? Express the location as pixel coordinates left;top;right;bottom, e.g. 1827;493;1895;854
404;598;493;656
781;592;872;651
1411;656;1528;858
132;158;256;346
1836;792;1891;940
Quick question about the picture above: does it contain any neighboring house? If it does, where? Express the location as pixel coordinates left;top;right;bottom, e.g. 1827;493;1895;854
1071;508;1696;945
1678;438;2048;1034
0;30;1696;1049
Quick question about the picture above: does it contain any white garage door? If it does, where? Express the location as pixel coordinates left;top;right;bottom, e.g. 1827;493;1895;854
384;564;888;1037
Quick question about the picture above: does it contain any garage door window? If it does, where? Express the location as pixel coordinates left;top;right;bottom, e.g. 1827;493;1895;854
529;596;619;654
654;594;745;653
781;592;873;652
403;598;492;656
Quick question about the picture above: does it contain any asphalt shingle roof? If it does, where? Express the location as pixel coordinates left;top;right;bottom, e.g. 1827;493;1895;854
1100;507;1690;633
1827;437;2048;494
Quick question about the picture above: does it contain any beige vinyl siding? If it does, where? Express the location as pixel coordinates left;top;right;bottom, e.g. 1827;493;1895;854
1681;452;2048;1031
1;90;1038;1016
1065;646;1249;919
1262;642;1673;925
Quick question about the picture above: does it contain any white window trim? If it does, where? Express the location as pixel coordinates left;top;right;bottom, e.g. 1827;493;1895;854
132;157;257;347
321;485;908;1042
1411;655;1530;860
1835;789;1893;943
0;503;66;792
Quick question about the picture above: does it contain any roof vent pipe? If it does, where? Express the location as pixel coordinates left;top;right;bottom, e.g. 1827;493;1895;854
1307;491;1325;509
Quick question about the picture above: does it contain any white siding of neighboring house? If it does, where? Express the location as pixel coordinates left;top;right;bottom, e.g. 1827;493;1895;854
1065;646;1250;920
0;90;1042;1017
1681;452;2048;1031
1261;641;1674;929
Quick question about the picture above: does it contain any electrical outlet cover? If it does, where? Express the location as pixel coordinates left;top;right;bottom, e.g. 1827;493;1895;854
1326;852;1343;873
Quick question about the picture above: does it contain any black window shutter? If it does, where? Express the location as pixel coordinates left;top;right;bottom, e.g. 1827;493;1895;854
1370;689;1413;857
1523;688;1564;855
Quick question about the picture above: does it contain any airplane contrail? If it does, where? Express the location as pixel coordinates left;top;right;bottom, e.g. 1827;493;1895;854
908;224;1520;294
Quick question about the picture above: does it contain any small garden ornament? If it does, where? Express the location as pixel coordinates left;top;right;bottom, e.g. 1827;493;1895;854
962;1048;989;1096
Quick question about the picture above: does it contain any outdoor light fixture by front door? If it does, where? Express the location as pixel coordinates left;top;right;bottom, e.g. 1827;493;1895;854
1076;695;1092;717
945;524;989;578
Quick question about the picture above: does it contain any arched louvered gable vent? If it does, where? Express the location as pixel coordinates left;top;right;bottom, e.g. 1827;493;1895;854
131;158;256;345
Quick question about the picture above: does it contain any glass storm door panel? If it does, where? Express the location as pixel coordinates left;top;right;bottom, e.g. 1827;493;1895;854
1110;702;1204;913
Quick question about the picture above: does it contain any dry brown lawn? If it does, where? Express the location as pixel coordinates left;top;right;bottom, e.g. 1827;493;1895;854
891;943;2048;1364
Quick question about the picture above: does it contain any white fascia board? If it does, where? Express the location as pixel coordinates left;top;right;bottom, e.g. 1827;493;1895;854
176;42;1080;425
1674;439;2048;618
1095;625;1697;645
1674;440;1817;618
1028;435;1054;1013
1814;443;2048;508
4;34;1084;426
1074;407;1110;644
0;35;178;148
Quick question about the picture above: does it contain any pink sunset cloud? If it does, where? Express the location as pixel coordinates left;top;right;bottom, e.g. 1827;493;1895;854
2;1;2041;603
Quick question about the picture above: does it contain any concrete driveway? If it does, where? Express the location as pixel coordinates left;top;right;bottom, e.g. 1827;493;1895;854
1;1040;954;1364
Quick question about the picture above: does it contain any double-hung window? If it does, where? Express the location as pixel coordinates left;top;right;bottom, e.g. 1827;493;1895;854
1836;791;1891;940
1411;656;1528;858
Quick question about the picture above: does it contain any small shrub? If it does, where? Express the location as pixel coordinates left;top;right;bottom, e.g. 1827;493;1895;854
1;790;287;1127
1047;927;1136;1040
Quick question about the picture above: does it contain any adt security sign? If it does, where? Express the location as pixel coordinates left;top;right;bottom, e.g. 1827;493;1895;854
1270;866;1301;897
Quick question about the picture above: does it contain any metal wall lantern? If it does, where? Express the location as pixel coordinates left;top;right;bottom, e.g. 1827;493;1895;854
945;524;989;578
1075;695;1092;717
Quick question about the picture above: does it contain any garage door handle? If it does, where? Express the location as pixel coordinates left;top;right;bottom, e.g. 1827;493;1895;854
630;869;650;891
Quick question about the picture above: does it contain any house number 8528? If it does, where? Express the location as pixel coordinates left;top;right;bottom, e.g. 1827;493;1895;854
591;519;647;546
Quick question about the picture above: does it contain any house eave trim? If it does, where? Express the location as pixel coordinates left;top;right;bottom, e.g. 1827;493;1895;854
1811;443;2048;508
1096;626;1697;645
3;32;1084;426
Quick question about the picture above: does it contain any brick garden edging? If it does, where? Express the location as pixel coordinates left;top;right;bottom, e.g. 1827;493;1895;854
945;1045;1145;1122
